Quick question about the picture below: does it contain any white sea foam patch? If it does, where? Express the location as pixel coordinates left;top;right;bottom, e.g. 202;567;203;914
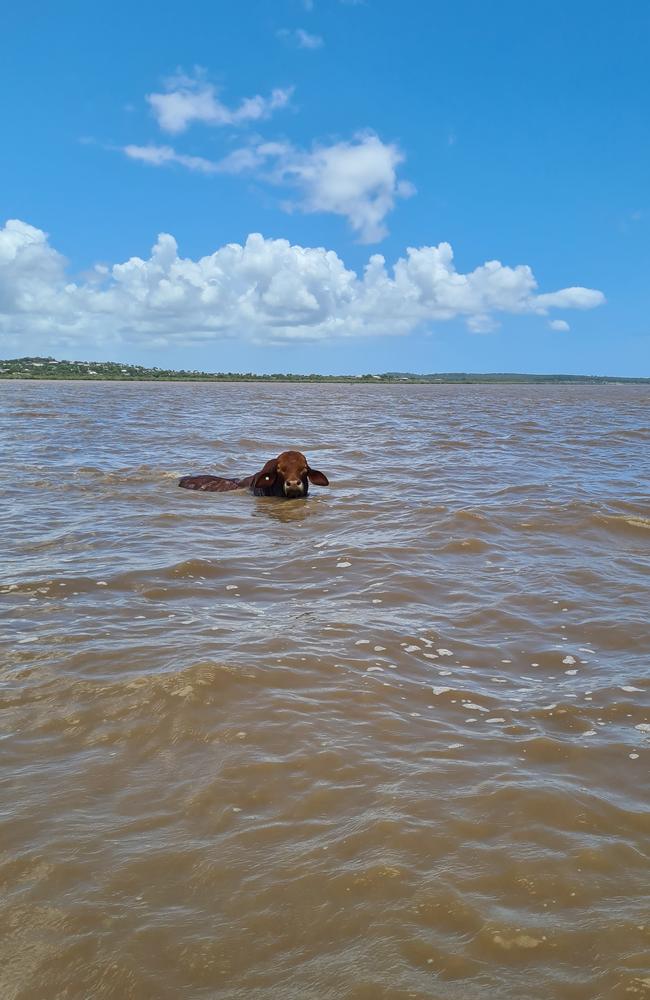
492;932;545;950
598;514;650;531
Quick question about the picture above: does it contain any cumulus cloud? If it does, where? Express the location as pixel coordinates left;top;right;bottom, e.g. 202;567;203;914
223;133;415;244
278;27;324;48
0;219;605;351
271;133;415;242
549;319;570;331
147;71;293;134
125;132;414;243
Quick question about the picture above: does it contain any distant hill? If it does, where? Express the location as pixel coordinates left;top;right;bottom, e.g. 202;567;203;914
1;357;648;384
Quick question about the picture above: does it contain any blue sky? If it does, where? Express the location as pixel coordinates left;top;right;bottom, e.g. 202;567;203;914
1;0;648;375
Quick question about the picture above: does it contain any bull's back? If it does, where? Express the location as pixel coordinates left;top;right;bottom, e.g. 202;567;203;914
178;475;244;492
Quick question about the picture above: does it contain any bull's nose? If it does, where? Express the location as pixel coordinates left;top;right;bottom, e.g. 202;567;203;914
284;479;304;494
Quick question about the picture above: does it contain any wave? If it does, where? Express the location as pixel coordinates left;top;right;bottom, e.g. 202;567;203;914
595;513;650;533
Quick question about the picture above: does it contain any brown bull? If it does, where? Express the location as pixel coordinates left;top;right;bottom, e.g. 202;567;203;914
179;450;329;498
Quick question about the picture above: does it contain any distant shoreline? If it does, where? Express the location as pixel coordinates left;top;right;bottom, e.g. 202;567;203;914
2;376;650;385
2;375;649;385
1;357;648;385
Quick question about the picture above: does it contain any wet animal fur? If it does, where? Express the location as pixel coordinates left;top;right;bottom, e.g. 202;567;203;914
179;450;329;499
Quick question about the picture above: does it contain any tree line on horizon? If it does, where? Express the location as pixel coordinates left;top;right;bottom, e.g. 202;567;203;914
0;357;647;384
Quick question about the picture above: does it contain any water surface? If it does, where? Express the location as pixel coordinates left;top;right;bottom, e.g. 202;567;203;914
2;381;649;999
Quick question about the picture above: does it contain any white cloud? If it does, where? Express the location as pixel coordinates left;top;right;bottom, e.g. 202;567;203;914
549;319;570;331
535;288;603;310
296;28;323;47
271;133;415;243
0;219;605;352
278;27;324;48
120;132;413;243
122;144;219;174
125;142;280;177
147;71;293;134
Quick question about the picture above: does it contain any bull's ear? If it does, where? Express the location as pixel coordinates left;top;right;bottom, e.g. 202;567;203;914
253;458;278;488
307;468;329;486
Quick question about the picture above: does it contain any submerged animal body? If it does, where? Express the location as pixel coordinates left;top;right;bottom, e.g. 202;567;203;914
179;450;329;499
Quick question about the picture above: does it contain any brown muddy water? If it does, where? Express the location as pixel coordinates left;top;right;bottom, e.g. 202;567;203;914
1;381;649;1000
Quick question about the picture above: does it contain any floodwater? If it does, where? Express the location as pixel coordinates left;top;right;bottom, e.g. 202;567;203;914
1;380;649;1000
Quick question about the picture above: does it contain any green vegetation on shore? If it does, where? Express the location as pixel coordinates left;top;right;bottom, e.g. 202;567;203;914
1;357;648;384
